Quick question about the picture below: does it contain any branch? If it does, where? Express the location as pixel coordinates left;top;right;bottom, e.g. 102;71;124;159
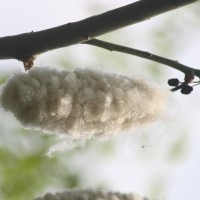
0;0;198;61
84;39;200;78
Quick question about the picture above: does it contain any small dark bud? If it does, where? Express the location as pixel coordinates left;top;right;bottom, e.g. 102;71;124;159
168;78;179;87
181;85;193;94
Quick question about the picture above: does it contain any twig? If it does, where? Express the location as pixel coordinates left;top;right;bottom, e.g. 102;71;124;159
84;39;200;79
0;0;198;61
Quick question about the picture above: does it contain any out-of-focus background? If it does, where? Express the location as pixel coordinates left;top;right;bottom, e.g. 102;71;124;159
0;1;200;200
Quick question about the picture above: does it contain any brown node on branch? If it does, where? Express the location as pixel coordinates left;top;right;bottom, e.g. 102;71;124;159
20;55;37;71
184;70;195;84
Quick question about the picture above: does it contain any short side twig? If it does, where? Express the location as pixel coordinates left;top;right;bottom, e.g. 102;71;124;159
84;39;200;79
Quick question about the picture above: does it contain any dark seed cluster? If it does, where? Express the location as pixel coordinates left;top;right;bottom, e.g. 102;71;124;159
168;78;179;87
168;78;195;95
181;84;193;94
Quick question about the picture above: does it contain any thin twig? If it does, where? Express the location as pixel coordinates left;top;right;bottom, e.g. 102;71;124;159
84;39;200;79
0;0;198;61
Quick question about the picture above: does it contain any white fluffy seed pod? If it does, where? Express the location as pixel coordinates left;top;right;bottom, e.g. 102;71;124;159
0;67;168;139
34;189;151;200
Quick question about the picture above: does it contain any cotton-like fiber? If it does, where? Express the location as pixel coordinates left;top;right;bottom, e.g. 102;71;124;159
34;189;151;200
0;67;168;139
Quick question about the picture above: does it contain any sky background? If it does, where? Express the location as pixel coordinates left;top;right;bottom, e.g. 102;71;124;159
0;1;200;200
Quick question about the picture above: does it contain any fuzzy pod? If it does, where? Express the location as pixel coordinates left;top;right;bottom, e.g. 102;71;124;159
0;67;168;139
34;189;151;200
